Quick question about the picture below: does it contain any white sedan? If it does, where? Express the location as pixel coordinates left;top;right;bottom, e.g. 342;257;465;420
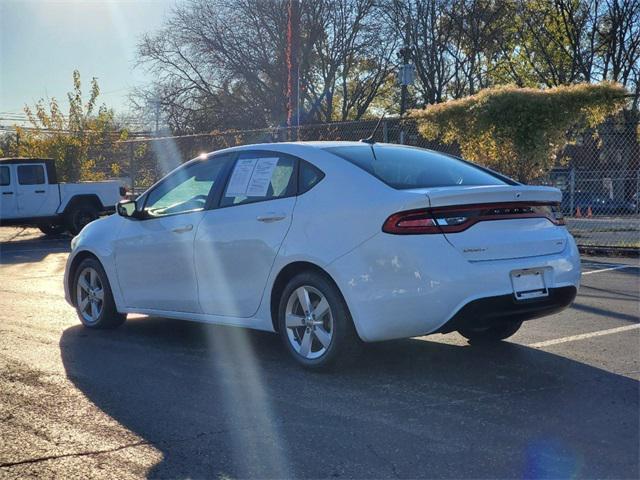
64;142;580;369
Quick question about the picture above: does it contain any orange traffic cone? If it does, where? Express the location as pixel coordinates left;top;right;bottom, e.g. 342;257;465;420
575;206;582;217
586;206;593;217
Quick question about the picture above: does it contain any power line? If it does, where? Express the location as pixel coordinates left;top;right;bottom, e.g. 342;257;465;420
0;125;151;137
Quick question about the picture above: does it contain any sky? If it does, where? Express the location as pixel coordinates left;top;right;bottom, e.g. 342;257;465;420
0;0;178;126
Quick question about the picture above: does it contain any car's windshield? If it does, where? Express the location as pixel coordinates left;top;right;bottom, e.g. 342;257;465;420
324;145;512;189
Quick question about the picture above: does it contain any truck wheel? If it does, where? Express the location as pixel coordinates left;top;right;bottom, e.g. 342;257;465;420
66;205;99;235
38;223;67;236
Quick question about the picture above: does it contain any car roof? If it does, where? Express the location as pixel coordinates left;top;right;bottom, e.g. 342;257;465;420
299;141;371;148
213;141;420;156
262;141;416;149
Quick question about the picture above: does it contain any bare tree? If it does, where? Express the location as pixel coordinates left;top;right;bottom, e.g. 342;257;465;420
136;0;393;131
385;0;458;106
598;0;640;89
134;0;639;133
304;0;396;121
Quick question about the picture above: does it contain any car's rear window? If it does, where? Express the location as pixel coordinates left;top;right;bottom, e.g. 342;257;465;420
324;145;510;189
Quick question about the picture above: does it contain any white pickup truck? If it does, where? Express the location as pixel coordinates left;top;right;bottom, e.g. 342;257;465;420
0;158;126;235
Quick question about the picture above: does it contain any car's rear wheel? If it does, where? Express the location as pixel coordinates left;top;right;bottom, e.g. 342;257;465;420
278;271;360;370
73;257;126;329
458;321;523;344
38;223;66;236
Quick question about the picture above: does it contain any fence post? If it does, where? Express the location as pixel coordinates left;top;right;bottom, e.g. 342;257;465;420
128;142;135;197
636;168;639;215
382;120;388;143
569;167;575;216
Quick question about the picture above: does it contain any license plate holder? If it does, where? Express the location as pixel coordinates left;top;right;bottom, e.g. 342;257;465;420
511;269;548;300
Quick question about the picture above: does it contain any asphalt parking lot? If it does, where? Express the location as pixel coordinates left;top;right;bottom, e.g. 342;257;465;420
0;227;638;479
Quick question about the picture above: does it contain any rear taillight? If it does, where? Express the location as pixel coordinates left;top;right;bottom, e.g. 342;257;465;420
383;202;565;235
382;209;440;234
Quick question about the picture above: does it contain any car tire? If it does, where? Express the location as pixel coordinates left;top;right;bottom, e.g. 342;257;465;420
66;204;99;235
277;271;361;370
458;321;523;344
73;257;126;329
38;223;67;236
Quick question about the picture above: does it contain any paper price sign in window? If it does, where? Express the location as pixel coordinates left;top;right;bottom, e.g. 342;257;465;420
226;158;257;195
226;157;279;197
246;157;278;196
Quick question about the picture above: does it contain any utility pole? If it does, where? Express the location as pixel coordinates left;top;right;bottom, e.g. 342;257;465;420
397;21;414;144
399;55;409;117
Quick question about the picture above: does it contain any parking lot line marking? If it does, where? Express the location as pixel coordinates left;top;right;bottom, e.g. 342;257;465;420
582;265;637;275
529;324;640;348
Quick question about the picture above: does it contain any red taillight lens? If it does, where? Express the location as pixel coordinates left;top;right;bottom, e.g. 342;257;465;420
382;209;441;234
383;202;565;235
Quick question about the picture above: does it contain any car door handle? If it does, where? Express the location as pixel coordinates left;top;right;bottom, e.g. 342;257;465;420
172;224;193;233
35;190;45;193
2;192;12;195
256;213;286;223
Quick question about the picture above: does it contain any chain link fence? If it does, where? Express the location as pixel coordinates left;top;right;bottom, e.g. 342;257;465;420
86;117;639;250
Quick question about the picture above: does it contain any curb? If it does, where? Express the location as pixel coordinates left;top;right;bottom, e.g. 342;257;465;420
578;245;640;258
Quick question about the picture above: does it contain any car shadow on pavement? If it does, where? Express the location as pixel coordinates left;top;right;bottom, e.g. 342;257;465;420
0;235;70;265
60;317;639;479
570;302;640;323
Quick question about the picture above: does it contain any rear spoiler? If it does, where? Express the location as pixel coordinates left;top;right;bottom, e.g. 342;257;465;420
420;185;562;208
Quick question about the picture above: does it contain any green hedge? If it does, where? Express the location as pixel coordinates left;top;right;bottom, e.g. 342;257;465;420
410;83;628;182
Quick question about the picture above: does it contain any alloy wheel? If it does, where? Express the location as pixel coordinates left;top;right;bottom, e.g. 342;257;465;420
285;285;334;359
76;267;104;324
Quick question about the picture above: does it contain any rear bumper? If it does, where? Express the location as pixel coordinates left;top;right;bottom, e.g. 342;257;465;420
327;229;581;342
436;286;577;333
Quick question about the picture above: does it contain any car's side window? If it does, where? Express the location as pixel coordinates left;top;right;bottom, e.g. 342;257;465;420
143;156;232;218
17;165;45;185
298;160;324;194
0;166;10;186
220;152;296;207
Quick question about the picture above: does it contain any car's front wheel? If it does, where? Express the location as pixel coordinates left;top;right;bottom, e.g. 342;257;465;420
73;257;126;329
458;321;523;344
278;271;360;370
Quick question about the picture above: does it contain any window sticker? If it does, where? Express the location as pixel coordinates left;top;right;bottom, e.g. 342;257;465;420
227;157;279;197
226;158;257;195
246;157;278;196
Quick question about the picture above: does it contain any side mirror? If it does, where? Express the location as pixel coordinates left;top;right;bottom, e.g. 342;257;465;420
117;199;140;219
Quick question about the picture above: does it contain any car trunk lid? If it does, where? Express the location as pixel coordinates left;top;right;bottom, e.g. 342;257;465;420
405;185;567;261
